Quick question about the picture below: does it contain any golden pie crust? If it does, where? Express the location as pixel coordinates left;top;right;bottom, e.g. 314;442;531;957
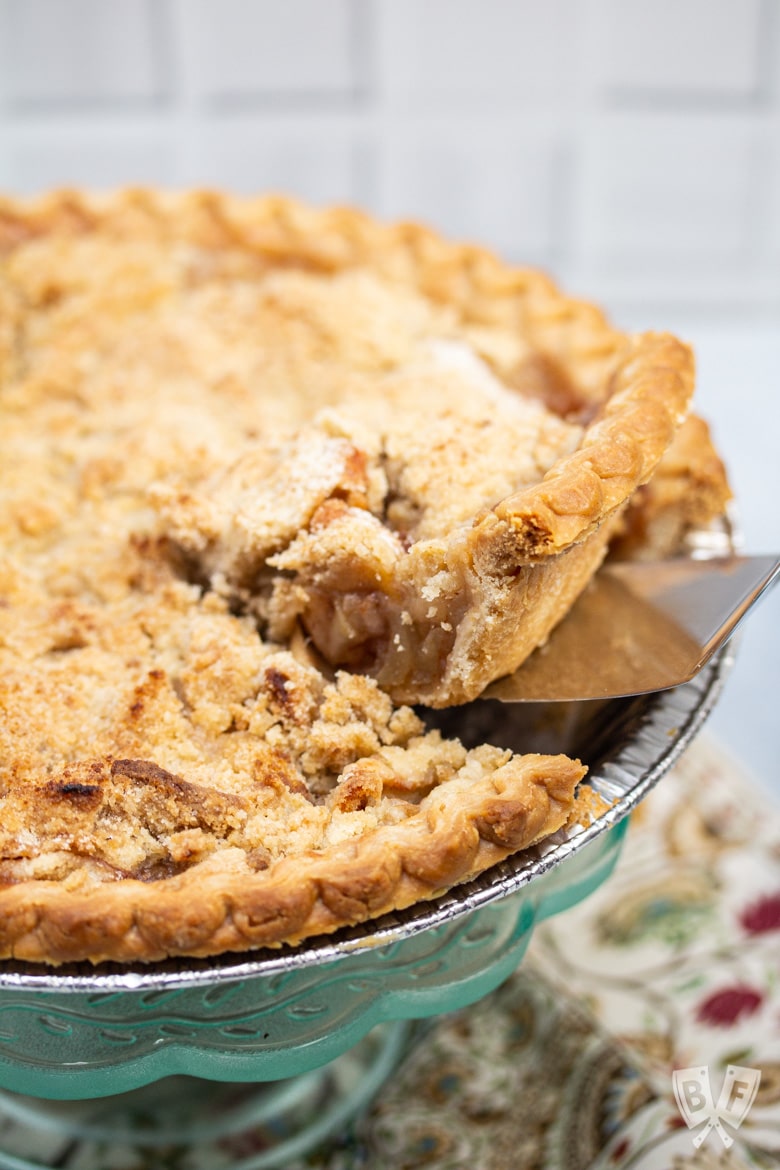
0;190;705;965
611;414;732;560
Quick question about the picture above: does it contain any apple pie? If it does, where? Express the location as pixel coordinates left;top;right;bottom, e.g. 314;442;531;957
0;190;711;965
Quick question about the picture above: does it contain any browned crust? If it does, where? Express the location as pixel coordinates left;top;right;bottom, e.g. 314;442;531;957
0;753;585;966
475;332;694;562
610;413;733;560
0;191;693;536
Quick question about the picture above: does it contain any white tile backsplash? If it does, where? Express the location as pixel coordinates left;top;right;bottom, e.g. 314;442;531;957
178;117;361;204
578;112;762;268
378;121;565;263
0;123;177;192
768;144;780;263
0;0;162;105
0;1;777;310
592;0;763;98
376;0;581;108
177;0;356;101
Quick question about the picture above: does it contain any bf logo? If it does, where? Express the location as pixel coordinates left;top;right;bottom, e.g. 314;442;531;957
673;1065;761;1148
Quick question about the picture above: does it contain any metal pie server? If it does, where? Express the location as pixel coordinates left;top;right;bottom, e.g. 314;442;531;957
485;554;780;703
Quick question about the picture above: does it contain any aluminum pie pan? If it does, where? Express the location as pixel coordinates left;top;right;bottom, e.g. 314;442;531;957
0;642;733;993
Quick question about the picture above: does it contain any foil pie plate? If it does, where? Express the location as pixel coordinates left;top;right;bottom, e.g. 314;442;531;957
0;643;733;1098
0;636;734;1169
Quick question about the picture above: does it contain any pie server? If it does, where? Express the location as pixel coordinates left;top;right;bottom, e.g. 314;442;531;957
484;553;780;703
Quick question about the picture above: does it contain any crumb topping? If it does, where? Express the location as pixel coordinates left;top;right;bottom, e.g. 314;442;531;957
0;210;587;899
2;192;703;963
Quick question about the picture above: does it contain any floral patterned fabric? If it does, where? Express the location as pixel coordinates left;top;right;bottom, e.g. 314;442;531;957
0;736;777;1169
328;739;780;1170
529;736;780;1169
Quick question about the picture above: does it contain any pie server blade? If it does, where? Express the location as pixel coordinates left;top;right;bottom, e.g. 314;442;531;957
484;553;780;703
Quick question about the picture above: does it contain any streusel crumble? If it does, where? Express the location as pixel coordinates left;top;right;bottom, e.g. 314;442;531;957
0;191;708;964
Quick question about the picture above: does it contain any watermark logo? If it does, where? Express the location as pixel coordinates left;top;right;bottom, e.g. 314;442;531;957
673;1065;761;1148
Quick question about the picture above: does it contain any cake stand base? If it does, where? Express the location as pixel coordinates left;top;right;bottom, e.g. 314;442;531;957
0;1020;411;1170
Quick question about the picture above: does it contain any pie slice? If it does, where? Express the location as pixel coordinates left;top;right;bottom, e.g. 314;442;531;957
0;190;707;965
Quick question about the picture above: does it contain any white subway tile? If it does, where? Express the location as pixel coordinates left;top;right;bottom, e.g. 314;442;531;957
179;0;355;100
0;124;177;193
769;185;780;264
376;0;580;108
179;119;359;203
0;1;775;319
556;264;779;317
577;113;760;268
377;123;563;264
591;0;762;97
0;0;162;104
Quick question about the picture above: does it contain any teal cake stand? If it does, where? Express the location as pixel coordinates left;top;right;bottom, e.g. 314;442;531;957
0;647;732;1170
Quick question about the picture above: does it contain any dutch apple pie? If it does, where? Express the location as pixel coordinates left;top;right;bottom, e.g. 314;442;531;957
0;191;719;965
